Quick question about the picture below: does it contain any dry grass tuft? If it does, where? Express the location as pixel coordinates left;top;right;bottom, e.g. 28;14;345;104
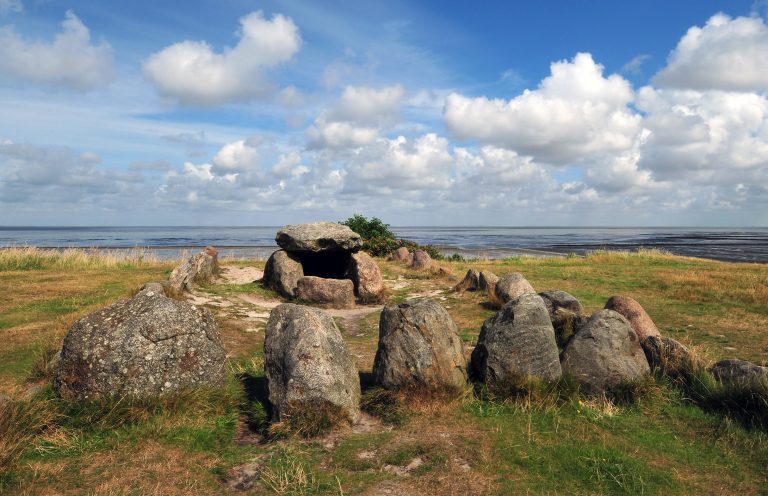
0;246;168;271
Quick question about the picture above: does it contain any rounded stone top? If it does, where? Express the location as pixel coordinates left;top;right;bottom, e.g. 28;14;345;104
276;222;362;252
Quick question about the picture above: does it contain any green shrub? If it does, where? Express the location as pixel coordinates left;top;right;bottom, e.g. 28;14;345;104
340;214;395;240
340;214;445;259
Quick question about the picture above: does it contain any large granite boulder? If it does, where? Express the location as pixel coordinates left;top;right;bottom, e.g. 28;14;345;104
495;273;535;304
264;304;361;423
471;293;562;383
711;359;768;388
539;290;585;348
561;309;650;396
263;250;304;297
347;252;385;303
453;269;480;292
479;271;500;300
642;335;700;378
276;222;361;253
391;247;411;262
296;276;355;308
410;250;432;270
373;300;467;390
54;284;226;400
604;295;660;341
168;248;218;293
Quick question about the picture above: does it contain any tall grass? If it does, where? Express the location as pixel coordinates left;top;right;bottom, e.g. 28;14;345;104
0;246;166;271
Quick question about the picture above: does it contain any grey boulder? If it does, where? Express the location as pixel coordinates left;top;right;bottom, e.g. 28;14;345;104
264;304;361;423
168;248;218;293
711;359;768;388
495;273;535;304
373;299;467;390
642;335;699;378
471;293;562;383
54;284;226;400
391;247;411;261
453;269;480;292
539;290;585;347
276;222;362;253
347;251;385;303
262;250;304;297
410;250;433;270
561;309;650;396
479;271;500;300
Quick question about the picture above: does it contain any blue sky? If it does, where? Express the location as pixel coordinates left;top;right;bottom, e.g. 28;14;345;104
0;0;766;226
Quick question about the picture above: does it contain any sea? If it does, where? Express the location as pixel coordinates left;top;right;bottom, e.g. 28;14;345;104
1;226;767;263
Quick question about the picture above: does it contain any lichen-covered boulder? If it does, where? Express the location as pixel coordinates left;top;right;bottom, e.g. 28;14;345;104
410;250;432;270
391;247;411;262
347;252;385;303
276;222;362;253
642;335;700;378
168;248;218;293
479;271;500;300
453;269;480;292
539;290;585;348
264;304;361;423
54;284;226;400
373;299;467;390
471;293;562;383
561;309;650;396
495;273;535;304
604;295;660;341
262;250;304;298
296;276;355;308
711;359;768;388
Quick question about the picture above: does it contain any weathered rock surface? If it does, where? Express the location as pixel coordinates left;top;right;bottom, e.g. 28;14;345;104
471;293;562;383
711;359;768;387
494;273;535;304
347;251;385;303
54;285;226;400
539;290;585;348
262;250;304;298
561;309;650;395
276;222;362;253
296;276;355;308
168;248;218;293
479;271;500;300
642;335;699;377
264;304;361;422
410;250;432;270
391;247;411;262
453;269;480;292
604;295;660;341
373;299;467;389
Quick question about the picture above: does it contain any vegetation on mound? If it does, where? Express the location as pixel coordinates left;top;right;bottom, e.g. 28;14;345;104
340;213;447;260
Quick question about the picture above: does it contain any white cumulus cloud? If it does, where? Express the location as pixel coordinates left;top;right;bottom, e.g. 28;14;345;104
307;85;405;149
654;13;768;92
444;53;641;165
0;11;114;90
143;11;301;106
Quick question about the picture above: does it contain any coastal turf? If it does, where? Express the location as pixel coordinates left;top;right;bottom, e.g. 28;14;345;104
0;249;766;495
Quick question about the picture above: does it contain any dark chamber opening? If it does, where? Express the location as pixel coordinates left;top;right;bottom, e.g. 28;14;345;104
298;251;352;279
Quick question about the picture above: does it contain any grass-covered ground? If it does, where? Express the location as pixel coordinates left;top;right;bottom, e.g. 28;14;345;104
1;247;767;495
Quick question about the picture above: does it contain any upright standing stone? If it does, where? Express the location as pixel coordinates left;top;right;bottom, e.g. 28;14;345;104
262;250;304;297
168;249;218;293
392;247;411;261
471;293;562;383
453;269;480;292
561;309;650;396
479;271;500;300
411;250;433;270
373;300;467;390
347;251;385;303
264;304;361;423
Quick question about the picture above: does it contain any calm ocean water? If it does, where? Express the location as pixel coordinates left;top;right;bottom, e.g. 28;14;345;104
1;226;767;263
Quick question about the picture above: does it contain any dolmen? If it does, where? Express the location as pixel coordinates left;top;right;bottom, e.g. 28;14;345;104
262;222;385;308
